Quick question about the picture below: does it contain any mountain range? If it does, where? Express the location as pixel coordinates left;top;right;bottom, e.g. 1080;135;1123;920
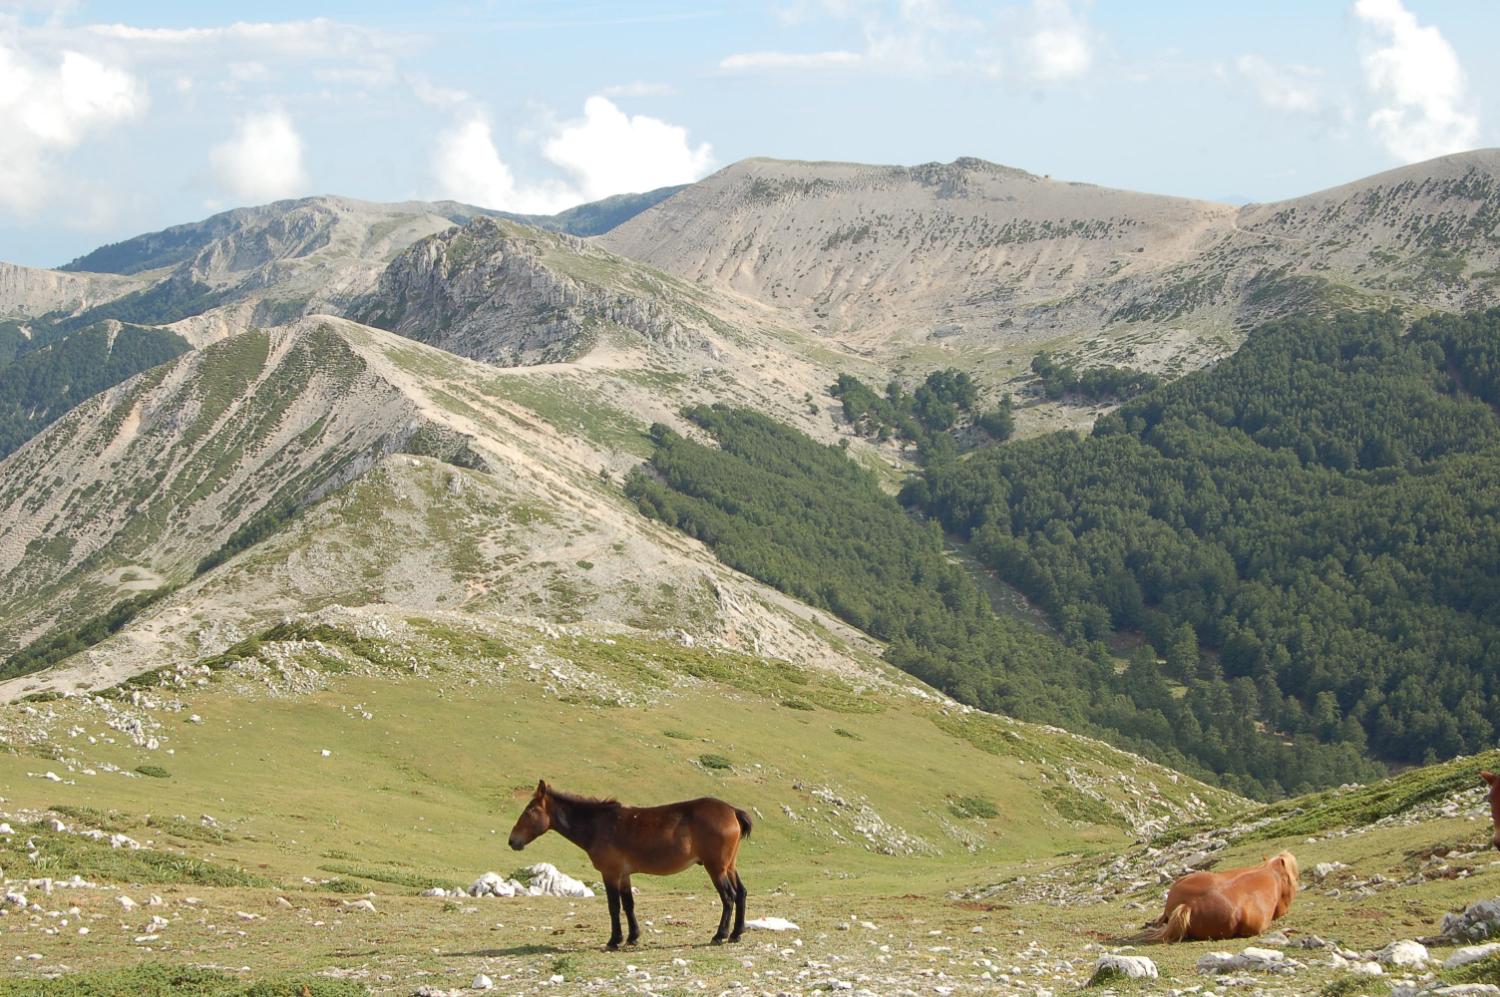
3;149;1500;783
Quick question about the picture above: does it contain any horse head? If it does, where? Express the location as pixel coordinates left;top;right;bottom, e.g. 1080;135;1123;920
509;779;553;850
1482;771;1500;851
1269;851;1299;916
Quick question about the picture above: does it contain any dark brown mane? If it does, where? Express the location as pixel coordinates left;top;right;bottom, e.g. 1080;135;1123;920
546;787;622;811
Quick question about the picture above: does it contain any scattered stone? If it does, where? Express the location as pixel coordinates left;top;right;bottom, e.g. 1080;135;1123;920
1312;861;1349;880
1446;943;1500;969
1376;939;1430;967
1088;954;1157;985
116;895;137;911
470;974;493;991
342;899;377;913
1442;899;1500;943
1197;947;1297;974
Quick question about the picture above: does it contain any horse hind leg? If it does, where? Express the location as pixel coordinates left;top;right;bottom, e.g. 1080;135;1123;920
707;867;735;944
620;875;640;946
728;870;747;942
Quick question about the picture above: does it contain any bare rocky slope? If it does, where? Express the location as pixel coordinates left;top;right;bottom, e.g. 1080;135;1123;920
0;315;882;697
599;150;1500;370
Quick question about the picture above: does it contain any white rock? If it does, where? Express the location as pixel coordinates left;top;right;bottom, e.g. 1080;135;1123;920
471;974;493;990
342;899;377;913
519;863;594;898
1375;939;1429;967
745;916;800;931
1090;954;1158;981
1197;947;1294;974
116;895;137;911
468;872;521;898
1312;861;1348;880
320;749;331;757
1447;943;1500;969
0;823;13;835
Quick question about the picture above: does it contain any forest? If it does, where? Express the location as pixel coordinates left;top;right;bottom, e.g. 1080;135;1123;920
628;404;1384;797
0;321;189;459
907;309;1500;771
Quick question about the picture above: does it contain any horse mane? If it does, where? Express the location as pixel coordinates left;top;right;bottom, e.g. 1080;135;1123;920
546;787;623;811
1271;850;1299;896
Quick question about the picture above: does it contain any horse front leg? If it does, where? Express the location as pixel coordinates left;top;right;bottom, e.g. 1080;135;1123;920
619;875;640;946
604;883;624;950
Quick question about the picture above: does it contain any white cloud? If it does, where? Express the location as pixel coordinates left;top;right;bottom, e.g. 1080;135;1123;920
430;97;714;213
209;109;308;202
718;49;862;72
724;0;1093;84
1020;0;1092;83
1353;0;1479;162
1233;54;1324;114
544;96;715;200
431;115;578;214
0;39;146;213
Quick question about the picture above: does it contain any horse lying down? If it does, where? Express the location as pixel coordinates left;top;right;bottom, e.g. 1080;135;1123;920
1139;851;1299;943
508;780;752;950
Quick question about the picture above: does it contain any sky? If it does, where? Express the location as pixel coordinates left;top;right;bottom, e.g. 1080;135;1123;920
2;0;1497;266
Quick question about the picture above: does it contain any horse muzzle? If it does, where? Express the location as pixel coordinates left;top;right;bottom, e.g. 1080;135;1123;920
508;835;525;851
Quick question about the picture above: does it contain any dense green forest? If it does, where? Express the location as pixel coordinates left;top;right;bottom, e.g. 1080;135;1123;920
1028;352;1161;402
0;322;189;459
831;368;1013;458
627;406;1383;797
907;309;1500;771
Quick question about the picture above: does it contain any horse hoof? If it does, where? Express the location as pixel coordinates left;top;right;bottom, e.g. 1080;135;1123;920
606;940;622;951
728;934;743;943
626;937;640;946
710;936;726;945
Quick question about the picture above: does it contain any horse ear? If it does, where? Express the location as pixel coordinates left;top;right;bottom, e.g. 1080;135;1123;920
536;779;548;794
1481;770;1497;786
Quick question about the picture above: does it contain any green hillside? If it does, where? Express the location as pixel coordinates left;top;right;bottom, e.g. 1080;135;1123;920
911;309;1500;785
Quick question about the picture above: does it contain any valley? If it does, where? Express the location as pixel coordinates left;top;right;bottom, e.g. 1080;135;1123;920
3;148;1500;994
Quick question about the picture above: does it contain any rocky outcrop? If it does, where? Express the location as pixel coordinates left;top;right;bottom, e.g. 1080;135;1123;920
353;216;711;366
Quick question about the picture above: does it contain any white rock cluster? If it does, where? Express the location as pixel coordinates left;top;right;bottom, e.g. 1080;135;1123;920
463;863;594;899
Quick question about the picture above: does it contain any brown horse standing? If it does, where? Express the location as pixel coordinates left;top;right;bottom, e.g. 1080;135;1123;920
1140;851;1299;942
508;780;752;949
1482;771;1500;850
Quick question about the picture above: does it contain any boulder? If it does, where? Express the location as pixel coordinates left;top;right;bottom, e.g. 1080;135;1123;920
1197;947;1296;974
519;862;594;898
1446;943;1500;969
1443;899;1500;943
1088;954;1157;985
1375;939;1429;967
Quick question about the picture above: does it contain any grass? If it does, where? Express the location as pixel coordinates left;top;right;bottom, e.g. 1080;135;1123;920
0;965;367;996
1236;747;1500;843
948;795;999;820
1441;953;1500;985
2;825;272;887
697;753;733;771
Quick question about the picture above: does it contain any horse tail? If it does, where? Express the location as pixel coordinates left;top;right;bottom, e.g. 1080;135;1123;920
734;808;753;840
1136;905;1192;944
